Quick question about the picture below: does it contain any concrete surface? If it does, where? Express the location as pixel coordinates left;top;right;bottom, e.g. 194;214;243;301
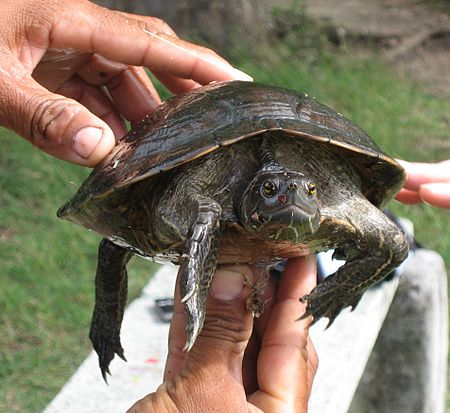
349;249;448;413
308;276;399;413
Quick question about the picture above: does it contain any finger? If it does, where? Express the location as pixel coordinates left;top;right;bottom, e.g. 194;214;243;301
242;332;261;395
395;188;422;204
306;335;318;393
51;3;253;84
0;55;115;166
55;76;126;138
249;256;317;411
243;274;277;394
152;70;200;94
33;49;90;91
77;55;162;121
183;265;255;382
108;65;161;122
164;265;188;381
419;182;450;209
115;12;177;37
397;159;450;191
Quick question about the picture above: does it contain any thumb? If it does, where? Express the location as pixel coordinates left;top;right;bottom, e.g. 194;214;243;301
183;265;256;382
0;62;116;166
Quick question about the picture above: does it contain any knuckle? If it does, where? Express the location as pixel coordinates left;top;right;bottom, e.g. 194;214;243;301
201;313;250;351
142;16;175;36
29;96;78;150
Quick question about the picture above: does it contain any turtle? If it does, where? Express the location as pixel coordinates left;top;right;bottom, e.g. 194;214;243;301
58;80;408;379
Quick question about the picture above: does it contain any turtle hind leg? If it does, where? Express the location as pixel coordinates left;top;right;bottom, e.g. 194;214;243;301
180;197;221;351
89;238;132;381
300;216;408;327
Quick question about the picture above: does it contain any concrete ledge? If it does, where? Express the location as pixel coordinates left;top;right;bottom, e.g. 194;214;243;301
349;249;448;413
308;276;399;413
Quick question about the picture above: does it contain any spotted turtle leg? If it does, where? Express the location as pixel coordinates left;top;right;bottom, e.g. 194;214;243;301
300;211;409;326
89;238;132;381
180;197;221;351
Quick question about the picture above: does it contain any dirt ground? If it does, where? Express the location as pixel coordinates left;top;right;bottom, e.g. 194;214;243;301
303;0;450;98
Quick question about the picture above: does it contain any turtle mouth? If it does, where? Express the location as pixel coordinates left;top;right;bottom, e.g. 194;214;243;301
251;204;320;240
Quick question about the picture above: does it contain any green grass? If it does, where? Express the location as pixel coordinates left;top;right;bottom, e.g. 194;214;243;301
0;51;449;411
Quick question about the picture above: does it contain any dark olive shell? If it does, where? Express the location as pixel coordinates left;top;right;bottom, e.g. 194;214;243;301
58;81;404;218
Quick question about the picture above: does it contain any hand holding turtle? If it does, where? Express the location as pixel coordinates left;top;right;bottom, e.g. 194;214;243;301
127;256;318;413
0;0;251;166
396;160;450;209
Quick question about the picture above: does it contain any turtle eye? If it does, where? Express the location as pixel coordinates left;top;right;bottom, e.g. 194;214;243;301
262;180;277;197
306;182;317;196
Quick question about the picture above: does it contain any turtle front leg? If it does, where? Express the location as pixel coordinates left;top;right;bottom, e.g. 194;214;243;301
180;197;221;351
301;209;409;326
89;238;132;380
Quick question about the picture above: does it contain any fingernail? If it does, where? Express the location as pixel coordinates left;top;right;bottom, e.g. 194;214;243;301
230;67;253;81
210;268;245;301
73;126;104;159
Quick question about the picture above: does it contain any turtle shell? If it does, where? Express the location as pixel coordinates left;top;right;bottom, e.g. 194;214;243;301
58;81;404;218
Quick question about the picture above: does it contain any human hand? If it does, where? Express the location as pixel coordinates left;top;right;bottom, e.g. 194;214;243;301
396;160;450;209
0;0;251;166
127;256;318;413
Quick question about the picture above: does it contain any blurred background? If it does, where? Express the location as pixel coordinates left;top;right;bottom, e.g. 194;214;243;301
0;0;449;411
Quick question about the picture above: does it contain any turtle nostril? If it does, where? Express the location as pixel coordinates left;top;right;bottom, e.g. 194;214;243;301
288;182;298;191
278;194;287;204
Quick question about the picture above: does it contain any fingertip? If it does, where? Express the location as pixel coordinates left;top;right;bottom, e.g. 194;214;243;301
419;183;450;209
226;67;253;82
72;124;116;167
210;265;252;302
395;158;409;169
395;188;422;204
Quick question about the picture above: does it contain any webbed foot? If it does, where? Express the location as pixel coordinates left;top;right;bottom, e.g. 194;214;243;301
299;283;363;327
89;310;127;381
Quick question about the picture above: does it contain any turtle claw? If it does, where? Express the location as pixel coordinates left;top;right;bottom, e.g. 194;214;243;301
182;316;202;352
182;288;205;352
116;347;127;362
181;286;196;304
299;287;354;328
350;293;363;311
101;366;111;384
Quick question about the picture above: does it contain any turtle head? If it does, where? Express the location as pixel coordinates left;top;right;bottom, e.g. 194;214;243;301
240;169;321;242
